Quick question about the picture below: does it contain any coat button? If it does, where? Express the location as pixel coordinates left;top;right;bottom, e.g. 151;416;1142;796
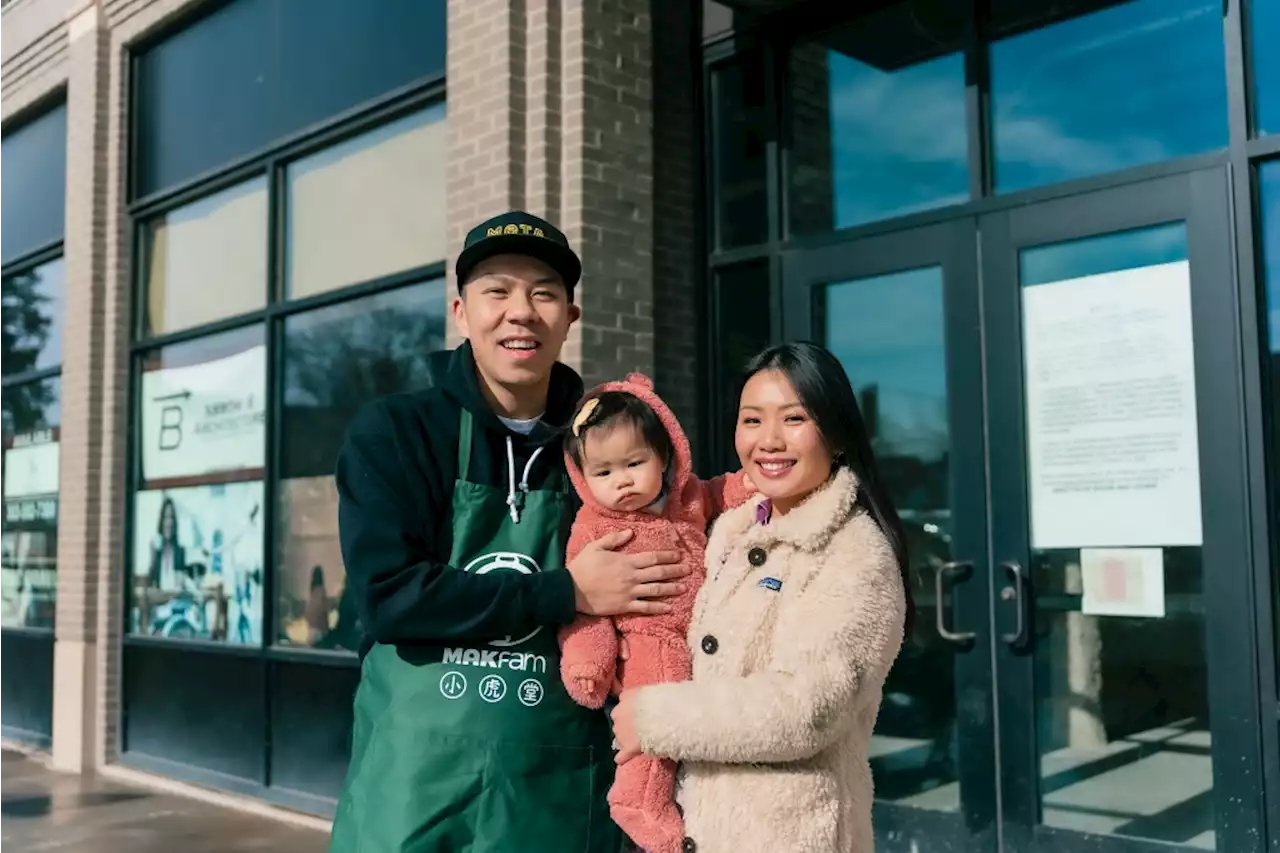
700;635;718;655
682;838;697;853
748;547;767;567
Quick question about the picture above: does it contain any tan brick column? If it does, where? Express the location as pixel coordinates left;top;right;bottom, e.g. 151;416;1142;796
446;0;528;346
560;0;654;386
525;0;561;223
445;0;658;387
50;0;110;773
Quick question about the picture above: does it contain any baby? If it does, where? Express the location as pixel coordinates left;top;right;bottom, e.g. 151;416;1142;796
560;373;751;853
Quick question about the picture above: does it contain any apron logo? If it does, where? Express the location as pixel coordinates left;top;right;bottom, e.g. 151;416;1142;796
478;674;508;703
462;551;543;647
518;678;544;707
439;671;468;700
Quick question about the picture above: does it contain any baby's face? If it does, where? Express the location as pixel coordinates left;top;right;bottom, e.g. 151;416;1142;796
580;422;666;512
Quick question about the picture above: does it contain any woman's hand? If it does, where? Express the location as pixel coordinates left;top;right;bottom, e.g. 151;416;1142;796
611;689;642;764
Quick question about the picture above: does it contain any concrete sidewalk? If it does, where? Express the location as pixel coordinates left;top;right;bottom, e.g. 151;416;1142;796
1;749;328;852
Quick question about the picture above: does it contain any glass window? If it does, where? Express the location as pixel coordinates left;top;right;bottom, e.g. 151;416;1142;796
787;6;968;233
712;55;770;250
275;280;446;650
1254;0;1280;136
712;263;772;471
823;268;957;811
131;326;265;645
2;257;66;374
1259;162;1280;684
1;105;67;265
1;377;61;630
143;179;268;337
990;0;1228;193
135;0;446;197
1019;224;1216;848
286;105;448;298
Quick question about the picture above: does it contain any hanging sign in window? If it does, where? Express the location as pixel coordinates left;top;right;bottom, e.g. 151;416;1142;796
1022;260;1203;549
140;345;266;482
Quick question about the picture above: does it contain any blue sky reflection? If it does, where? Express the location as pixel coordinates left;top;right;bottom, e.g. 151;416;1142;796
991;0;1227;192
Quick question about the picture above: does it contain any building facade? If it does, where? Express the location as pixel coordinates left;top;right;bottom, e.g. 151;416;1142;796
1;1;1277;852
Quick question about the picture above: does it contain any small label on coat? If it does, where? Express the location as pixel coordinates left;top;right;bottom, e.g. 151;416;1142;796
758;577;782;591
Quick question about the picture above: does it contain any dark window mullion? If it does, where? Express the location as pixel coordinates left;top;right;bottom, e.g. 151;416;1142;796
967;0;992;199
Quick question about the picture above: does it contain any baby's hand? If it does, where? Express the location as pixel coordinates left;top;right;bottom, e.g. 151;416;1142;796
564;661;612;709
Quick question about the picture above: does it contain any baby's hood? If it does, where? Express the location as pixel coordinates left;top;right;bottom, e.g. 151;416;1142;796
564;372;695;515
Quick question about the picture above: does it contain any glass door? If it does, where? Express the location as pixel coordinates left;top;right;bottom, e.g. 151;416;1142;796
782;220;998;853
980;168;1266;853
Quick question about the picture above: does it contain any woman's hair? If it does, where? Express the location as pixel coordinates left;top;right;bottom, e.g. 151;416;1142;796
565;390;675;479
737;342;916;636
156;497;178;544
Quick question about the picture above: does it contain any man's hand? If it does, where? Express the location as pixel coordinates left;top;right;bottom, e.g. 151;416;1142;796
567;529;687;616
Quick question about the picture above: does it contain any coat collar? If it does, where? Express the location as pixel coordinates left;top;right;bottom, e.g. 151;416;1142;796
738;466;860;553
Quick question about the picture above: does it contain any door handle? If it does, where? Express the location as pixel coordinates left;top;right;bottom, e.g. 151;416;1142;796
935;560;975;644
1000;561;1027;646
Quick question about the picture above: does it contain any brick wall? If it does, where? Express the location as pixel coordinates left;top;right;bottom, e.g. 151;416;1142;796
446;0;528;330
447;0;672;395
48;1;110;772
559;0;655;386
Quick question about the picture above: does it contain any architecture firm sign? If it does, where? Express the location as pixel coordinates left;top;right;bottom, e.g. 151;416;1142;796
1023;260;1203;549
142;345;265;481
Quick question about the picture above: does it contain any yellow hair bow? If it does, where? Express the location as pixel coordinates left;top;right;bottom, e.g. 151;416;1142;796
572;397;600;437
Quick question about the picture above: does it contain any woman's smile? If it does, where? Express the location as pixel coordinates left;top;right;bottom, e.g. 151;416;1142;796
752;457;797;479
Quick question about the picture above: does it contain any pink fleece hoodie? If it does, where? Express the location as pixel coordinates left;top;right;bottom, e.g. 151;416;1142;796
559;372;752;853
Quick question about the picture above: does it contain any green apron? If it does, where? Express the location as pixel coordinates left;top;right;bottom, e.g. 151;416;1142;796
329;409;620;853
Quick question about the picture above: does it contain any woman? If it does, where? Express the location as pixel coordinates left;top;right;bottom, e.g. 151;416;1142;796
148;497;188;591
611;342;914;853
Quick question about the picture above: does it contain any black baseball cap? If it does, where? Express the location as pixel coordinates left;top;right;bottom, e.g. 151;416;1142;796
455;210;582;294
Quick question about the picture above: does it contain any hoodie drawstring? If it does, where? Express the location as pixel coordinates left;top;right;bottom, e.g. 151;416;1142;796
505;437;545;523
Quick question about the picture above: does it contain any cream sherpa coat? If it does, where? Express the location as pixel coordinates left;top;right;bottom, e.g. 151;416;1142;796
633;467;905;853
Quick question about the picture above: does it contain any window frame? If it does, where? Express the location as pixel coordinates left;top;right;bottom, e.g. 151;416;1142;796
123;81;448;665
1;243;66;638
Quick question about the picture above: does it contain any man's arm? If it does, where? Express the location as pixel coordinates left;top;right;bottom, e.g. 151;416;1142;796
336;403;576;646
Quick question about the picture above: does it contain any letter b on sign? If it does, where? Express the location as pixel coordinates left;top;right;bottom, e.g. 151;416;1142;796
160;405;184;451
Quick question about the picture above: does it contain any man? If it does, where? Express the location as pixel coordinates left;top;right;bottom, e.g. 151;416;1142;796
328;211;687;853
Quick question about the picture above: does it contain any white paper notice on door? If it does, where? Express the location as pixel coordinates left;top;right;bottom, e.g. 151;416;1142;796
1023;259;1203;549
1080;548;1166;618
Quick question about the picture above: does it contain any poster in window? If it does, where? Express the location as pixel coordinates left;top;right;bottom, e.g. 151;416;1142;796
2;427;60;629
140;344;265;482
3;428;60;498
1;496;58;629
1022;260;1203;548
131;481;264;644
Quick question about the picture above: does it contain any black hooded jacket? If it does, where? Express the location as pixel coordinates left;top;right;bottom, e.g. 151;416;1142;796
335;341;583;658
